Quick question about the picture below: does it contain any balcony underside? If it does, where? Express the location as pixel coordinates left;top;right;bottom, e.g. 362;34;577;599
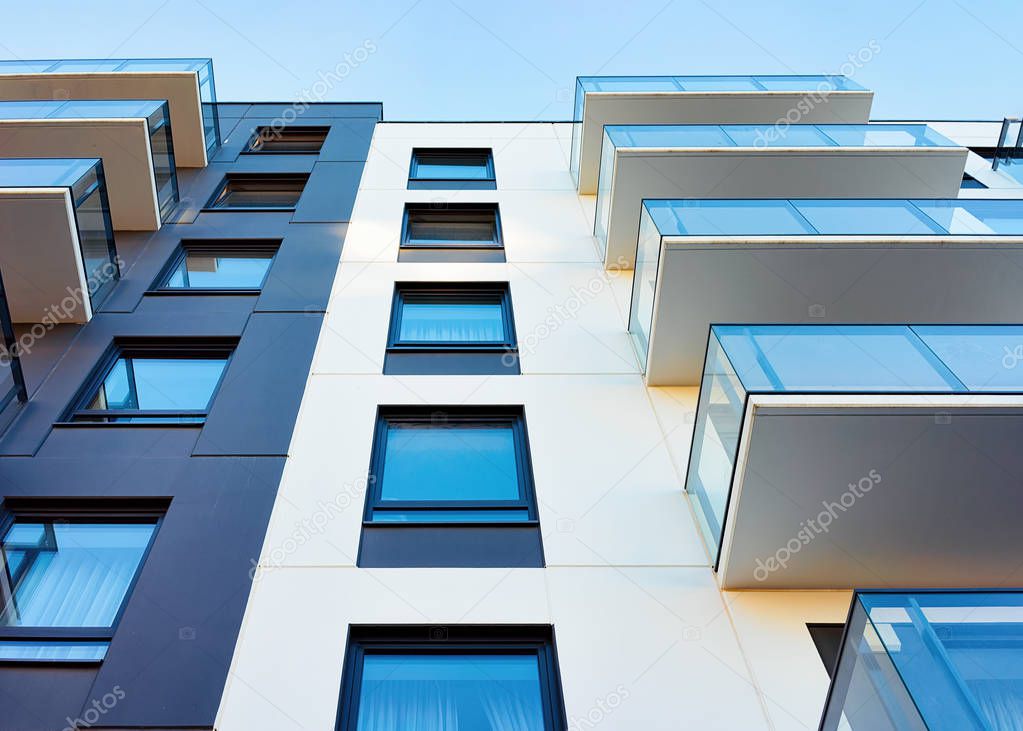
718;394;1023;589
643;236;1023;385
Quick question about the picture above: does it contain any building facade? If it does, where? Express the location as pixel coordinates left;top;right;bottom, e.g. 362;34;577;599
0;63;1022;730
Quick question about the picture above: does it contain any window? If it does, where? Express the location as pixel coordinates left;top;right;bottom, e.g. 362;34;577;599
366;407;537;524
961;173;987;189
385;283;518;375
155;241;278;292
68;341;234;424
408;148;496;190
337;626;566;731
400;203;504;262
244;125;329;154
0;500;163;662
205;173;308;210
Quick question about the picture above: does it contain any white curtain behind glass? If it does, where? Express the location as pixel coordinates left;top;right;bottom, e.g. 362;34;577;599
399;304;505;343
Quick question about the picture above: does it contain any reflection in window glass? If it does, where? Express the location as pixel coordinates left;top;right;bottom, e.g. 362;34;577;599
381;422;520;502
404;206;500;247
792;200;944;235
80;356;228;421
411;150;493;181
356;654;546;731
164;252;273;289
398;302;506;343
0;521;155;628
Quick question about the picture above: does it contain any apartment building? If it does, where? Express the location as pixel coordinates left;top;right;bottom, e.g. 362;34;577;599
0;62;1022;731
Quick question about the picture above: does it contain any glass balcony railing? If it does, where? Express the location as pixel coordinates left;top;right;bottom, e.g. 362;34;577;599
571;75;867;181
822;591;1023;731
0;100;179;221
594;124;959;252
0;158;119;311
687;325;1023;554
628;199;1023;370
0;58;220;154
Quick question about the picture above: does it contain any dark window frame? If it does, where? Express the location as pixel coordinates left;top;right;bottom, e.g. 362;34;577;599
203;173;309;212
148;239;281;295
242;125;330;154
363;405;540;525
0;497;167;665
336;625;567;731
401;203;503;249
61;338;237;426
408;148;497;190
387;283;517;352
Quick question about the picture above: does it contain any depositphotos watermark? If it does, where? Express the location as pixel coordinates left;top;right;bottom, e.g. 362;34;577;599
567;685;630;730
753;469;882;581
61;685;125;730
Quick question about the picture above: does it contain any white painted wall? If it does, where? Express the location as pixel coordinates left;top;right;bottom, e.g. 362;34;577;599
215;122;857;731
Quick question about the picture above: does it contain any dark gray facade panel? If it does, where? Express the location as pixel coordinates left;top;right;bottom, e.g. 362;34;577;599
193;312;324;456
255;223;347;312
0;103;378;729
359;525;545;568
383;350;520;375
319;117;377;161
292;161;366;222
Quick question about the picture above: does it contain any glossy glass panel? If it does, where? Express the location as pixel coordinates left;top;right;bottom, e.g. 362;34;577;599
0;158;100;187
605;124;734;148
380;423;520;502
0;99;166;120
164;252;273;289
356;654;545;730
677;76;761;91
821;123;956;147
0;641;108;661
147;103;178;221
0;521;155;628
412;151;492;180
644;199;815;236
713;325;965;392
72;167;119;306
404;209;499;247
724;124;837;147
825;592;1023;731
46;60;124;72
753;75;864;91
914;325;1023;391
913;199;1023;235
630;206;662;370
85;357;227;413
209;177;305;209
685;331;747;554
398;302;506;343
0;61;59;73
792;200;944;235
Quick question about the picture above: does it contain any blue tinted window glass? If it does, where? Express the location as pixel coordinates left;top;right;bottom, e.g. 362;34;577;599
381;423;520;502
714;325;965;392
357;654;545;731
754;75;863;91
792;200;945;235
914;326;1023;391
399;302;505;343
913;199;1023;235
991;159;1023;185
47;99;164;118
0;522;155;628
164;252;273;289
46;60;125;72
0;640;108;661
371;509;530;523
585;76;680;91
412;151;492;180
85;357;227;412
645;199;815;236
724;125;837;147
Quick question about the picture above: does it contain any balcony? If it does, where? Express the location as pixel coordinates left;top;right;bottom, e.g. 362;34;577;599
631;198;1023;384
688;324;1023;589
0;58;218;167
822;591;1023;731
595;123;966;269
0;158;118;323
572;75;873;193
0;100;178;230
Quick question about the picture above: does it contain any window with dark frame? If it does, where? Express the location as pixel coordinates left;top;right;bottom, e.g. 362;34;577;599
400;203;504;262
0;499;166;663
364;406;538;525
336;625;567;731
205;173;308;210
408;148;496;190
154;240;280;292
67;340;235;424
244;125;330;154
385;283;519;374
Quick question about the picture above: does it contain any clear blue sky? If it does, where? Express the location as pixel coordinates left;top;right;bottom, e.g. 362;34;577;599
2;0;1021;121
